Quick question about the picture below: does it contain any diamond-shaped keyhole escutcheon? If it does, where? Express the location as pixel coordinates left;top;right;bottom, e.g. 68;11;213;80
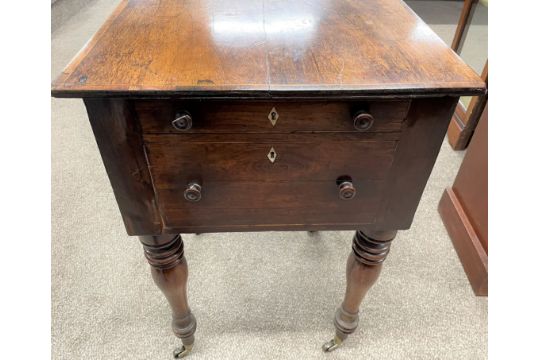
267;147;277;163
268;107;279;127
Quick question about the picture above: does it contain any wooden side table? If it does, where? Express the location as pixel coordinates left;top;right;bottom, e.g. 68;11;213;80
52;0;485;357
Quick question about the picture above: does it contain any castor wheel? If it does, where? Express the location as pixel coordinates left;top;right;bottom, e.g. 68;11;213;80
322;335;343;352
173;344;193;358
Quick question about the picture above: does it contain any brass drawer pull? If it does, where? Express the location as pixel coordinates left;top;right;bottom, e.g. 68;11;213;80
184;181;202;202
337;176;356;200
172;111;193;131
352;111;374;132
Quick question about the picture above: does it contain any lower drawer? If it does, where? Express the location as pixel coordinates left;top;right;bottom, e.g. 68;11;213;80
143;133;397;231
156;180;385;230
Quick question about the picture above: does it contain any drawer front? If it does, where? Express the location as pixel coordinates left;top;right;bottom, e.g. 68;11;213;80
144;133;397;183
136;100;410;134
143;133;398;229
156;181;386;229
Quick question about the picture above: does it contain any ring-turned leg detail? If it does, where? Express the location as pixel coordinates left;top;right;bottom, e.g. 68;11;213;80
323;230;397;352
139;234;197;358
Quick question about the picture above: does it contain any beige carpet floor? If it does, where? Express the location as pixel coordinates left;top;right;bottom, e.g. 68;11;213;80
52;1;487;359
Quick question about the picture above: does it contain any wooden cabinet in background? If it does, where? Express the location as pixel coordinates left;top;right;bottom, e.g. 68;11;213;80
447;0;488;150
439;103;488;296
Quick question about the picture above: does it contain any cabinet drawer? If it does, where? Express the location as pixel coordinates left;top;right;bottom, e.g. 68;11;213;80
157;180;386;230
144;133;398;184
143;133;398;230
136;100;410;134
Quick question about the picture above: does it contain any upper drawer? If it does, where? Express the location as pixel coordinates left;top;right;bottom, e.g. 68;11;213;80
135;100;410;134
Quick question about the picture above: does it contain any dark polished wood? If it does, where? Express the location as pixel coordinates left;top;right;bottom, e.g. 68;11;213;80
136;100;410;134
324;229;396;351
84;98;162;235
451;0;478;53
448;0;487;150
374;97;459;230
52;0;486;356
52;0;484;98
144;129;397;232
139;234;197;356
448;61;488;150
439;103;488;296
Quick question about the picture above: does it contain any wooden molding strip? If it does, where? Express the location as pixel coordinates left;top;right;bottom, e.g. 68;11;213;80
438;188;488;296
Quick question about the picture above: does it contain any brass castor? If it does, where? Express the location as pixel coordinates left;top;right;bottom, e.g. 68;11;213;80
322;335;343;352
173;344;193;358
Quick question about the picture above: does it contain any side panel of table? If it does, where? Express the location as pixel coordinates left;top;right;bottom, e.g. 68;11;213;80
84;98;162;235
372;97;459;230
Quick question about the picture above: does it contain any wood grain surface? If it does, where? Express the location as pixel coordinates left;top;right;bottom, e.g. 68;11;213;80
136;100;410;134
158;180;384;231
372;97;459;230
84;98;163;235
143;133;397;183
439;103;488;296
52;0;485;98
144;131;397;231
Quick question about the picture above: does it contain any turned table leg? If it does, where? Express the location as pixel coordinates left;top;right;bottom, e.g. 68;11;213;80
139;234;197;358
323;229;397;352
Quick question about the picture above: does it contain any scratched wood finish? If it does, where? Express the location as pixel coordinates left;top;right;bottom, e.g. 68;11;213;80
136;101;410;134
84;98;162;235
372;97;459;231
52;1;489;355
159;181;384;231
144;129;396;231
79;97;462;235
51;0;485;98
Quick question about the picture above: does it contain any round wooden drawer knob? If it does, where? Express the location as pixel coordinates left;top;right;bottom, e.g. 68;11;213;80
184;182;202;202
172;111;193;131
338;181;356;200
352;111;374;132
